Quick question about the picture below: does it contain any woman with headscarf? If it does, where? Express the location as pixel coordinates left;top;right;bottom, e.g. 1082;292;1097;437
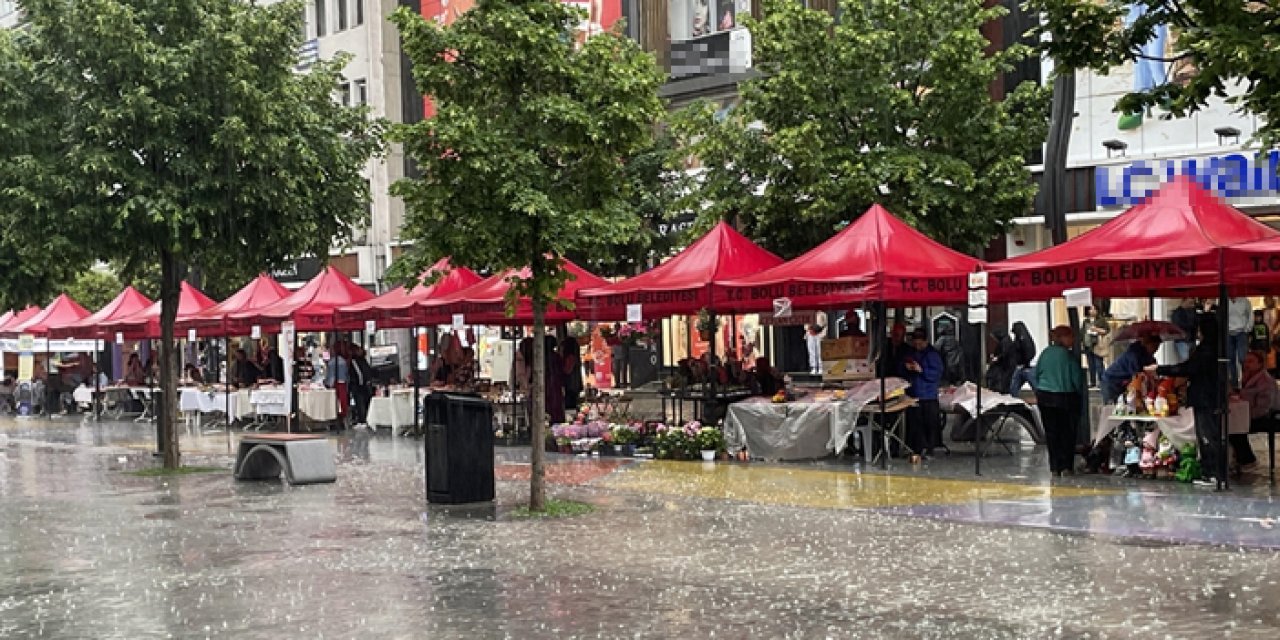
1009;321;1038;396
986;328;1018;393
544;335;565;423
1148;313;1223;486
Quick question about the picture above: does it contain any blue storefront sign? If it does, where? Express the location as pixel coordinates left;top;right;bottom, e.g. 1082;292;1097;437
1095;150;1280;207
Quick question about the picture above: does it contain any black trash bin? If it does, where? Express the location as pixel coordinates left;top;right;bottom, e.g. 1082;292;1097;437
424;392;495;504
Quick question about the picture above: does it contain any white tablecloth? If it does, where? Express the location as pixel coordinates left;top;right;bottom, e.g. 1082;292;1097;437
249;388;290;417
299;389;337;422
368;394;414;429
72;387;94;405
179;388;247;419
1099;399;1250;449
724;378;910;461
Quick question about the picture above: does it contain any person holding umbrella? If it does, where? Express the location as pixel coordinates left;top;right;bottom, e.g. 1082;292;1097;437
1146;313;1223;486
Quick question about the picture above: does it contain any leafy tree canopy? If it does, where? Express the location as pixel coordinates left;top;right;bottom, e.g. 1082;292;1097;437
389;0;665;301
670;0;1049;258
64;269;126;312
1026;0;1280;146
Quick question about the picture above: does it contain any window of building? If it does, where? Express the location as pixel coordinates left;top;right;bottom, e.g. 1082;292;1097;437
353;79;368;106
355;0;364;26
0;0;17;18
337;0;348;30
339;81;352;107
313;0;326;37
668;0;740;41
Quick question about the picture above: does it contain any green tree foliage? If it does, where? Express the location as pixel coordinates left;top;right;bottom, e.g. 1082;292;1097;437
391;0;664;509
1026;0;1280;146
671;0;1049;258
2;0;382;468
64;270;125;312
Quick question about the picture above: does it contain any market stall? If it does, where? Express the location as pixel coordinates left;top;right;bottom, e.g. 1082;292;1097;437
724;378;910;461
176;274;290;338
334;258;481;329
987;176;1279;486
100;282;218;340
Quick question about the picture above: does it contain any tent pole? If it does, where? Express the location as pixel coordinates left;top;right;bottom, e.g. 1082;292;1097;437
1217;283;1230;490
877;301;888;471
93;340;101;422
224;334;232;449
976;314;985;476
412;326;420;437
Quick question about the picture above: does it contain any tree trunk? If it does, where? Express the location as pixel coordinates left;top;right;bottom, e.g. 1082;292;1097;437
529;298;547;511
159;250;182;469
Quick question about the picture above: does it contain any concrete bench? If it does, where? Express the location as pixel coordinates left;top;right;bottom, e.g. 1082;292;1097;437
234;433;336;485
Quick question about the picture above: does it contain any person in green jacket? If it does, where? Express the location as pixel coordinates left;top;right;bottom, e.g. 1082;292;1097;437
1035;325;1086;476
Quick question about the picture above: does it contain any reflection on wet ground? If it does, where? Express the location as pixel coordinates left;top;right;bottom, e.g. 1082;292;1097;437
1;417;1279;638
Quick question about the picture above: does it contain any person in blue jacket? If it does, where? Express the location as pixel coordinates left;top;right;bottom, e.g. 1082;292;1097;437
1100;334;1161;406
902;328;944;461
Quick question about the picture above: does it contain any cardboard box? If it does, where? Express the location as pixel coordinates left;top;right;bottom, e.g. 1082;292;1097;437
821;336;870;361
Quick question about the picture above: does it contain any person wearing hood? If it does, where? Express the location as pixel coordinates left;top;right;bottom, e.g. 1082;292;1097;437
1100;334;1161;406
1148;313;1223;486
986;328;1018;393
1008;321;1037;396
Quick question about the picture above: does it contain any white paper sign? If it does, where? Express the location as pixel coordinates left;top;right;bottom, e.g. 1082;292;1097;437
186;328;197;342
452;314;465;330
626;304;643;323
1064;287;1093;308
772;297;793;319
281;321;296;425
115;332;124;345
365;320;377;334
967;271;988;289
968;307;988;324
251;325;262;339
967;289;988;307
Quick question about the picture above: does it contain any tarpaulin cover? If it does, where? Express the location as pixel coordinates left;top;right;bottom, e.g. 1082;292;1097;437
418;259;607;326
48;287;153;339
102;282;218;340
717;204;982;310
334;258;482;329
576;221;783;320
723;378;909;461
0;306;41;333
3;295;90;337
231;266;374;332
177;274;290;336
988;176;1279;303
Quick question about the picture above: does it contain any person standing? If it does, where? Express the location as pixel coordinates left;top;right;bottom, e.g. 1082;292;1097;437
1035;326;1085;476
1171;298;1198;362
1228;296;1252;388
560;336;583;411
609;324;629;389
325;341;351;430
934;322;962;385
544;336;565;423
805;323;824;375
1081;306;1110;389
349;346;374;429
1149;313;1223;486
877;322;911;379
902;328;943;461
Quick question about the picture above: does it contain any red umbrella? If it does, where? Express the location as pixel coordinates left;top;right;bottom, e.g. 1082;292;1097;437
576;221;783;320
717;204;983;310
47;287;154;339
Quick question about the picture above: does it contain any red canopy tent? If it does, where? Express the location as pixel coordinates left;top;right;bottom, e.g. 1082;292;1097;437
48;287;154;339
417;259;608;326
0;307;40;334
334;258;482;329
176;274;291;337
717;204;983;310
230;266;375;332
576;221;783;320
1224;236;1280;293
101;282;218;340
2;295;90;338
988;176;1279;303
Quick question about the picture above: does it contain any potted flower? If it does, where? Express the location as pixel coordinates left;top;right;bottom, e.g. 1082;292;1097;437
617;323;647;347
694;426;724;461
654;424;689;460
599;324;620;346
611;423;639;455
568;321;592;346
695;308;717;341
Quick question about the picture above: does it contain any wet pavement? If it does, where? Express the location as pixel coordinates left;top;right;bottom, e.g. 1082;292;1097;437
1;416;1279;638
